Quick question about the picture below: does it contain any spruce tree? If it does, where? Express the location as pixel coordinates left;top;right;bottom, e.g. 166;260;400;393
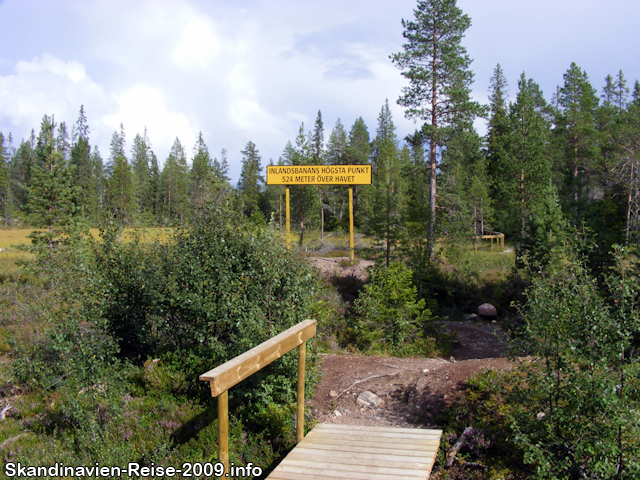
507;73;553;257
69;106;97;220
160;138;189;225
555;63;599;224
190;132;213;211
486;64;512;229
311;111;329;240
10;133;36;213
211;148;231;207
130;129;153;223
106;126;134;235
27;116;75;253
290;124;320;246
237;141;264;217
401;129;431;298
326;119;348;226
0;133;11;226
369;100;403;266
391;0;481;253
344;117;371;229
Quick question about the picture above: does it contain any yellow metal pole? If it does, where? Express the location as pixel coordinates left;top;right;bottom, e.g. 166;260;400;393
218;390;229;476
349;185;354;261
286;185;290;250
297;341;306;443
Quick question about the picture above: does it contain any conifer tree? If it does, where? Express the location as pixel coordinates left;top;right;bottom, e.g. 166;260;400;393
237;141;264;217
391;0;482;253
69;106;97;220
486;64;512;229
507;74;553;255
290;125;320;246
401;130;431;298
161;138;189;225
555;63;599;224
369;100;403;266
27;116;75;252
310;111;329;240
0;133;11;226
211;148;231;207
344;118;371;229
190;132;213;211
9;131;35;212
326;119;348;225
106;125;134;235
130;129;153;223
91;147;106;219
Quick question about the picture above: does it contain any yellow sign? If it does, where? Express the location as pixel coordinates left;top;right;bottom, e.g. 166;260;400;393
266;165;371;185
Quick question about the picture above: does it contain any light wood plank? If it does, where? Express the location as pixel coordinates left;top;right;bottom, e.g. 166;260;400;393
199;319;316;396
286;449;433;469
274;459;429;477
295;442;438;457
316;424;442;436
303;434;441;448
290;445;435;463
308;428;441;441
269;465;417;479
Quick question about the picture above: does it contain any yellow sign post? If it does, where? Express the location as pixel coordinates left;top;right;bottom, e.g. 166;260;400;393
267;165;371;259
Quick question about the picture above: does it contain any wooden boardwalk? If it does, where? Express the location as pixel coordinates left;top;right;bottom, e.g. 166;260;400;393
199;320;443;478
267;423;442;479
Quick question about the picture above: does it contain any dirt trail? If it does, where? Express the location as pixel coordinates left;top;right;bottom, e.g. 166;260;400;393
309;320;515;428
307;255;516;429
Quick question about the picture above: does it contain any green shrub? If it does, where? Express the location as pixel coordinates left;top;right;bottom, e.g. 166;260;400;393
349;262;433;355
510;245;640;478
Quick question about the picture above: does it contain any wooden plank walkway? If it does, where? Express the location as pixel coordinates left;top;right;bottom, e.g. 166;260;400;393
267;423;443;479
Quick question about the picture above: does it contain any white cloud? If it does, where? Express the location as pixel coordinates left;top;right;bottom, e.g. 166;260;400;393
103;85;197;161
0;53;109;134
171;16;221;69
227;62;283;136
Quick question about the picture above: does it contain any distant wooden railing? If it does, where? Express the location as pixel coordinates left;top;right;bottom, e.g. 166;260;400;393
473;231;505;252
199;319;317;476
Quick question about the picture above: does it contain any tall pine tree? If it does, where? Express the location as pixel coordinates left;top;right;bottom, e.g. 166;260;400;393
391;0;481;253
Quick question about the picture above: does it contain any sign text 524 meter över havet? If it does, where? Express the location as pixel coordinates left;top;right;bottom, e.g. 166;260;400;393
266;165;371;185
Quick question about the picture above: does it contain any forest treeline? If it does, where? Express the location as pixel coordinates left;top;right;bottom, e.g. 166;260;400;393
1;62;639;271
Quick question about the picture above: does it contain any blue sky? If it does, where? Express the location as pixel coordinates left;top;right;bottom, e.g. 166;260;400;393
1;0;638;183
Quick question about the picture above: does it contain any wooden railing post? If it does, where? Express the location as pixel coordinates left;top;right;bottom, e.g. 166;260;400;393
297;341;306;443
200;320;316;470
218;390;229;475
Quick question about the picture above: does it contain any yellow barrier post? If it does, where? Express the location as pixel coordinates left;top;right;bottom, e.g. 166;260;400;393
297;341;306;443
218;390;229;476
286;185;290;250
349;185;354;261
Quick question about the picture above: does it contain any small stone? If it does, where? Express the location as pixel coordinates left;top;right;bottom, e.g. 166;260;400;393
492;319;497;324
329;390;338;398
449;356;456;363
422;368;430;373
357;390;383;408
333;410;341;417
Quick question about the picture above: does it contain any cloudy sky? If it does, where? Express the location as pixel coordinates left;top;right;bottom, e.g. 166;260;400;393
1;0;638;183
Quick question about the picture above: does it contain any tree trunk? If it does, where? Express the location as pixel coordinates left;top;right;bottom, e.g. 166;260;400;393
428;22;438;257
573;129;579;224
626;162;634;244
299;192;305;247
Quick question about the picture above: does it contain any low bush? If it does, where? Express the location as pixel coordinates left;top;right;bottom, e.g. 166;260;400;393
345;262;437;356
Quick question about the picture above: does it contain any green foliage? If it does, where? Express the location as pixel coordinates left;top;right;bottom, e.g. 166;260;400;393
237;141;264;218
350;262;433;354
511;245;640;478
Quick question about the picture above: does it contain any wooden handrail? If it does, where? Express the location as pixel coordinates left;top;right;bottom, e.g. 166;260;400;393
199;319;317;475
